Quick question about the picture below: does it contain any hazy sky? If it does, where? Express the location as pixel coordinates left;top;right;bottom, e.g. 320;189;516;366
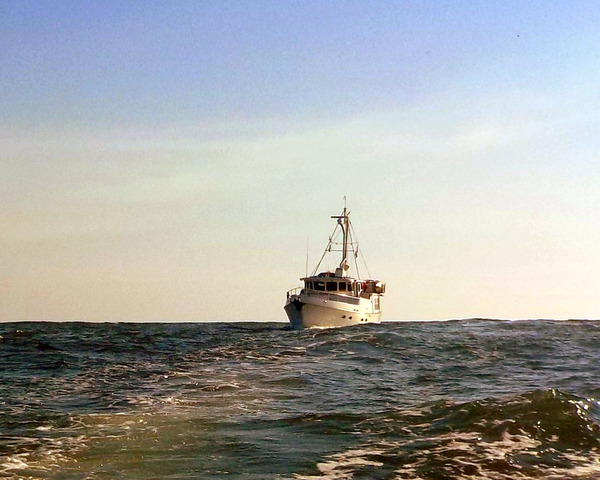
2;1;600;321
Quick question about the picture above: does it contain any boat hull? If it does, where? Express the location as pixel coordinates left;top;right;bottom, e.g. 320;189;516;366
284;297;381;329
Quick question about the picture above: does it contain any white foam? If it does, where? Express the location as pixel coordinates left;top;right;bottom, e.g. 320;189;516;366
292;429;600;480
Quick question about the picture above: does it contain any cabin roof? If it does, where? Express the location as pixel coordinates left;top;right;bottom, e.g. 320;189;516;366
300;273;357;282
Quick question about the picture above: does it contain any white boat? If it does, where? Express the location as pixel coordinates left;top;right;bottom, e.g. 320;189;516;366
284;203;385;328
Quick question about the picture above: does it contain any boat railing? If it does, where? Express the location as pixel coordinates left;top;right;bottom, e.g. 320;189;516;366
287;289;361;305
286;287;304;299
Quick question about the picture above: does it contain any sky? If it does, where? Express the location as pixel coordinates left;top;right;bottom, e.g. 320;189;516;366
2;1;600;322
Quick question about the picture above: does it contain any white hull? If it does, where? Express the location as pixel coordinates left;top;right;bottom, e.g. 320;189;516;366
284;293;381;329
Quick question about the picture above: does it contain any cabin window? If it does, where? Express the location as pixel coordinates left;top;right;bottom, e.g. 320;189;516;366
315;281;325;291
326;281;337;292
339;282;347;291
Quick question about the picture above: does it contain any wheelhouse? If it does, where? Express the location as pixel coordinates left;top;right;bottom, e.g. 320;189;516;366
302;273;355;294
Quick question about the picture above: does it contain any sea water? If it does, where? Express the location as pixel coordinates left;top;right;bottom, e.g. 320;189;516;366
1;320;600;479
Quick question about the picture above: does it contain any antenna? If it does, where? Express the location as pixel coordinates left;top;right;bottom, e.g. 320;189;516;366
305;236;309;277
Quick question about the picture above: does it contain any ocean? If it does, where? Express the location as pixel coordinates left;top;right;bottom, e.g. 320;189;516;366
1;320;600;479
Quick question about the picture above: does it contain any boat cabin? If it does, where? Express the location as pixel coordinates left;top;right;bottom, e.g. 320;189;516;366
302;275;354;294
301;272;354;293
300;272;385;297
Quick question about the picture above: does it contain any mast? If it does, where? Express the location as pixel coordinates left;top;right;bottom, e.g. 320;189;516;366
331;198;350;276
341;207;348;270
311;198;357;278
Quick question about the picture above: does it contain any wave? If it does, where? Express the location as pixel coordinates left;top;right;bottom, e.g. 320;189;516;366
293;389;600;479
3;321;600;479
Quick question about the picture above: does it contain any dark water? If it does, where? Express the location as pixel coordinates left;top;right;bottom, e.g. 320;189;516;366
2;320;600;479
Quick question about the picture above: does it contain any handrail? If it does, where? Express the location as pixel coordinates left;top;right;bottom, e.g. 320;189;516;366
286;288;361;305
286;287;303;299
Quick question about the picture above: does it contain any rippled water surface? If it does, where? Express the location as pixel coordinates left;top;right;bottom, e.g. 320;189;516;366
2;320;600;479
